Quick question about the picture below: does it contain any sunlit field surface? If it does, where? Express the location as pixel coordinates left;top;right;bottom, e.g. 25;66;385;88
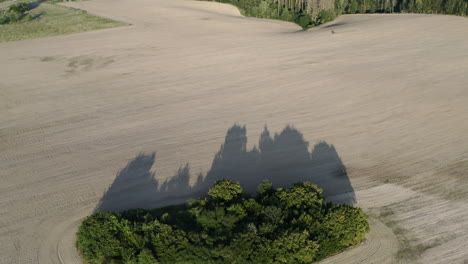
0;0;467;263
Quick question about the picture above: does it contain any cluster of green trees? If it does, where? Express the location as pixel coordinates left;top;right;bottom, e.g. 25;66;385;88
205;0;467;29
78;180;369;264
335;0;467;15
209;0;336;28
0;2;34;25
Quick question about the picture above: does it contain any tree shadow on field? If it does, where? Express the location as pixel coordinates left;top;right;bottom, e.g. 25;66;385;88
196;125;355;204
95;153;196;213
95;125;355;212
95;153;158;212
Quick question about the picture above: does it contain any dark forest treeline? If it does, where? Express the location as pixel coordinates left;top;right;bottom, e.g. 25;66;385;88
206;0;467;28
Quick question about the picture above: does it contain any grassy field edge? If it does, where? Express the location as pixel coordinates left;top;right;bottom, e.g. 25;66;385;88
0;1;128;43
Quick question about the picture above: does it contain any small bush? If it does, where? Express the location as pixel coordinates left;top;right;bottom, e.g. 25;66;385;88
8;12;20;23
0;13;10;25
296;13;312;29
25;14;34;21
8;2;31;13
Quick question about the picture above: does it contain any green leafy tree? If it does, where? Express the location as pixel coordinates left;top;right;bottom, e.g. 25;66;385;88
149;221;189;263
348;0;359;13
208;179;243;202
137;248;158;264
276;182;323;215
77;213;128;264
256;231;319;263
257;179;274;196
316;204;370;259
296;14;313;28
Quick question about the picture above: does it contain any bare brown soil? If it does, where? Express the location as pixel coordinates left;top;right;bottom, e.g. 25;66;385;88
1;0;467;263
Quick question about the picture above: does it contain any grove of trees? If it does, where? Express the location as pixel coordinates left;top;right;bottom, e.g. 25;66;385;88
206;0;467;28
77;179;370;264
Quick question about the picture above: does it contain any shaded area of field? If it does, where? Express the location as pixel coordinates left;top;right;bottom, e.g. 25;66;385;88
96;125;355;212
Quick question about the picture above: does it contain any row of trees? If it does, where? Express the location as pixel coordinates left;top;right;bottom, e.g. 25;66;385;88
78;180;369;263
336;0;467;15
207;0;467;28
211;0;336;28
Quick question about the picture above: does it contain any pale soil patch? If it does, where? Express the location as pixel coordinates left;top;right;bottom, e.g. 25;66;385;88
320;216;398;264
0;0;467;263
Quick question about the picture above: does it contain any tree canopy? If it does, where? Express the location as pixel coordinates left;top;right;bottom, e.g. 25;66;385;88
203;0;467;29
77;180;370;264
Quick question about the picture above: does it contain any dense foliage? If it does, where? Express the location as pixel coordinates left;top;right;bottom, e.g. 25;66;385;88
204;0;467;29
78;180;370;264
0;2;34;25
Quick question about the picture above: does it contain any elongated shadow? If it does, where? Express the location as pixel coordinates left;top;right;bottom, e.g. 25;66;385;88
94;153;158;212
95;155;196;212
198;125;355;204
96;125;355;212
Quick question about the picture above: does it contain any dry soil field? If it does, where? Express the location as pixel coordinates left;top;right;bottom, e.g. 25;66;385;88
1;0;467;263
